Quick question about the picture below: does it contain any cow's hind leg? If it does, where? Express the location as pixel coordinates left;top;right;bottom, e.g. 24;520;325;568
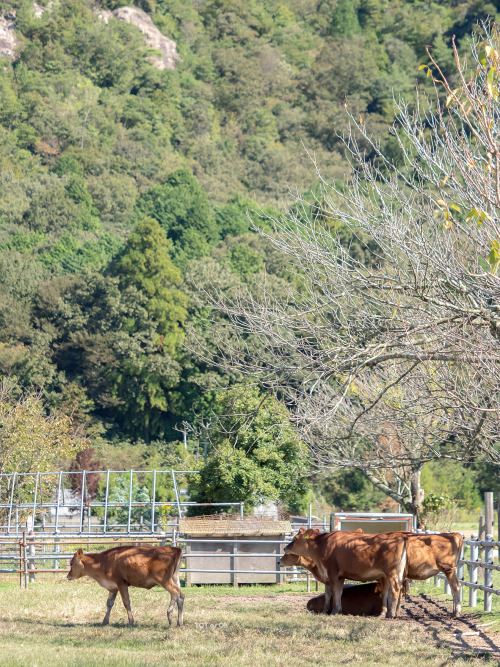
379;577;390;618
102;590;117;626
387;577;401;619
117;583;134;626
446;571;461;617
163;580;184;627
395;579;409;618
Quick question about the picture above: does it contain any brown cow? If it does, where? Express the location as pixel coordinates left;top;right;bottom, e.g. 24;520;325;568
67;545;184;628
284;528;407;618
307;583;383;615
342;529;463;617
280;551;407;616
399;532;463;616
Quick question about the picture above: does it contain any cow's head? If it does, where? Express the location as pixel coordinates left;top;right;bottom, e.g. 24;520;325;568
280;552;316;569
67;548;85;580
283;528;318;556
280;552;301;567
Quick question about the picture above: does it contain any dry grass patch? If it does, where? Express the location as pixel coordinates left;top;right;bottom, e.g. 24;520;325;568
0;579;494;666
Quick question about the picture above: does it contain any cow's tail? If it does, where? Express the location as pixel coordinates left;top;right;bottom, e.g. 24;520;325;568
453;532;464;570
397;537;408;589
394;537;408;618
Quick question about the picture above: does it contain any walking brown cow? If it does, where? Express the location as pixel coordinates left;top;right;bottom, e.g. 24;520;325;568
284;528;407;618
67;545;184;628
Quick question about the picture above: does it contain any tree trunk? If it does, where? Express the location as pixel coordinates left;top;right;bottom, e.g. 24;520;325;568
405;466;424;529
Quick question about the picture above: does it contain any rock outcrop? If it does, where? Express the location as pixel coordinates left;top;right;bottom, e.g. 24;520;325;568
100;7;180;71
1;5;179;70
0;13;16;61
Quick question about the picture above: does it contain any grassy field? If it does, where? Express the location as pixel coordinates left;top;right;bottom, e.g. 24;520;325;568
0;576;497;667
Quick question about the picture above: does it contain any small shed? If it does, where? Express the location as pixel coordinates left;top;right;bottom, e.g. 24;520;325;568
179;516;292;586
333;512;415;533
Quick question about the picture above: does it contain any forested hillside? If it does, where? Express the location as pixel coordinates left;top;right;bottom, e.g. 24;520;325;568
0;0;498;510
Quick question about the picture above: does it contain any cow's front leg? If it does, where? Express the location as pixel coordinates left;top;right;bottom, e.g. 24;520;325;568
331;579;344;615
118;583;134;626
102;590;117;626
323;585;333;614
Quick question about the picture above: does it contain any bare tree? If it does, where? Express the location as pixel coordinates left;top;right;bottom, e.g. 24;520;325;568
201;23;500;496
297;363;482;524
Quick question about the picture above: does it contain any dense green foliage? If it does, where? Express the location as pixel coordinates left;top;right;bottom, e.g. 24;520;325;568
187;388;309;513
1;0;498;509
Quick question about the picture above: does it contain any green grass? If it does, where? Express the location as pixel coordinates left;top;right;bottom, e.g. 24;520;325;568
0;576;495;667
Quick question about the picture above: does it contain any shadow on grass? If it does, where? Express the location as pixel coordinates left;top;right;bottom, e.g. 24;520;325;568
0;616;176;631
401;594;500;661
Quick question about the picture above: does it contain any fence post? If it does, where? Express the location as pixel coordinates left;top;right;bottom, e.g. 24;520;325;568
485;493;494;540
28;531;36;584
457;556;464;606
18;539;22;588
53;537;60;571
479;512;485;540
469;535;478;608
231;542;238;588
484;534;493;612
22;531;28;589
329;513;335;532
497;494;500;559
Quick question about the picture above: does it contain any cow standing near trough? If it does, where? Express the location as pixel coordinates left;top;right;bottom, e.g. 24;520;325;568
284;528;407;618
67;545;184;628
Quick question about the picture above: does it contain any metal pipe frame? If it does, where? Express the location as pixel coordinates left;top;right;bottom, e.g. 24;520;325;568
0;469;249;536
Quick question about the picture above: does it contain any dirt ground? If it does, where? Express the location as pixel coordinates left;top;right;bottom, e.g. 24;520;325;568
399;593;500;661
211;592;500;661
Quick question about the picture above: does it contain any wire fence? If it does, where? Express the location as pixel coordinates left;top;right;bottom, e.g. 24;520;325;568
0;469;246;534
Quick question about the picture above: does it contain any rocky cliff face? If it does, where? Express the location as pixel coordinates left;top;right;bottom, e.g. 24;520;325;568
100;7;180;71
1;5;180;70
0;13;16;61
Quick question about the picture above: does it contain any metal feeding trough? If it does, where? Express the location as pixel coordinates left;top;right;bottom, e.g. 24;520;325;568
179;516;292;586
333;512;415;534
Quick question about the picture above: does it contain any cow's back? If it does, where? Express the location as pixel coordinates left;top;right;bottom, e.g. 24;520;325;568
90;545;182;589
318;531;407;582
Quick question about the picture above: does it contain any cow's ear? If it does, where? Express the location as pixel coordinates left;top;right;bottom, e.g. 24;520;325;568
76;548;84;558
297;527;306;535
